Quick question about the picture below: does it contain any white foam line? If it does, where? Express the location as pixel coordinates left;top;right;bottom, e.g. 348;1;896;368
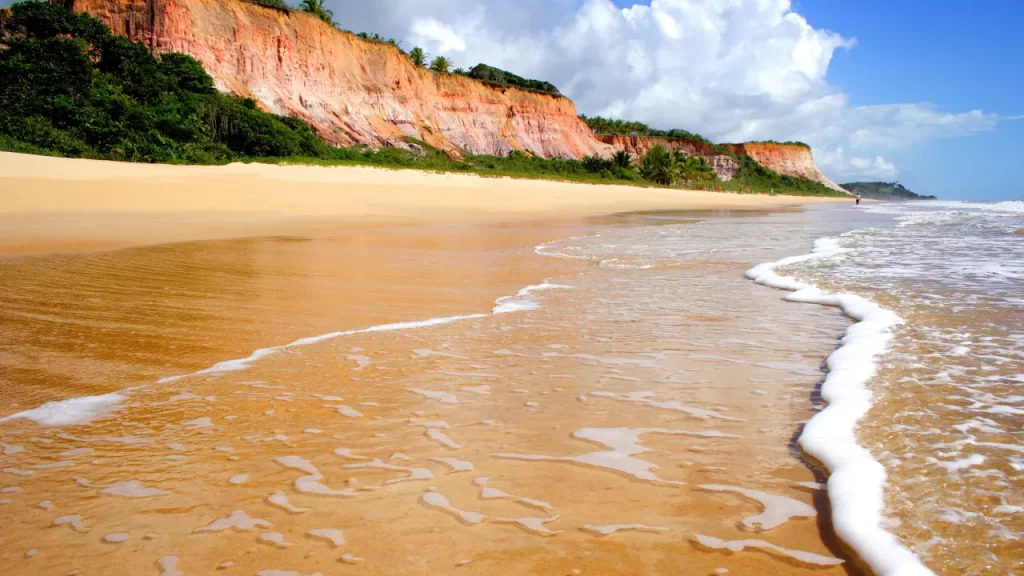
158;314;487;384
3;278;574;429
746;237;935;576
159;282;571;384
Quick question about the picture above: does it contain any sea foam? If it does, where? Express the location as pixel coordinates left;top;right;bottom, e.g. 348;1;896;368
492;283;571;314
746;237;935;576
0;392;128;426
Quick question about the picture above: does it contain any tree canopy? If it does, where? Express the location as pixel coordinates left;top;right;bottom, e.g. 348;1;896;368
409;47;427;67
429;56;452;74
579;114;738;157
465;64;560;95
298;0;332;25
580;115;711;141
0;0;333;162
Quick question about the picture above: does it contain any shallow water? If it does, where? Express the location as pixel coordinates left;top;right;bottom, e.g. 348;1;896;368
1;203;1016;575
784;201;1023;575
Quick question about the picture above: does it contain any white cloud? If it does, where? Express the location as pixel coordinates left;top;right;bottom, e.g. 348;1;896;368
325;0;1008;182
410;18;466;53
817;148;899;182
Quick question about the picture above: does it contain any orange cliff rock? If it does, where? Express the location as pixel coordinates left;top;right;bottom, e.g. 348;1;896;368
65;0;843;190
724;143;847;193
67;0;613;159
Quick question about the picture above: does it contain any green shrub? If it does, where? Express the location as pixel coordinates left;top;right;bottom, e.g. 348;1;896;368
0;0;333;164
582;155;614;173
722;155;837;196
467;64;560;95
354;31;402;52
738;140;811;148
579;114;651;136
579;114;737;158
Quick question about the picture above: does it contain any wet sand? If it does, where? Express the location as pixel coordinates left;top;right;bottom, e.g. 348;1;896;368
0;155;860;575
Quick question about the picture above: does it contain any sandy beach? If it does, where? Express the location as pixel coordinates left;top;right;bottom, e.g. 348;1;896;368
0;152;840;257
0;153;865;575
0;0;1014;572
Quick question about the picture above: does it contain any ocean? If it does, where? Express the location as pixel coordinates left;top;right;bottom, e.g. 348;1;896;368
539;200;1023;574
0;201;1019;575
782;201;1023;575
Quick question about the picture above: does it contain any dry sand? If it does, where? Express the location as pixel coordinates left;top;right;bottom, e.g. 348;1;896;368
0;151;841;256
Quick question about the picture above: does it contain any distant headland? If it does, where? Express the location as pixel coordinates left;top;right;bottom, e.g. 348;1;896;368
840;182;937;201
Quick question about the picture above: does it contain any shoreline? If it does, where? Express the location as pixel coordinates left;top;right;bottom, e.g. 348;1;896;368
0;206;862;576
0;151;870;574
0;152;843;257
747;238;934;576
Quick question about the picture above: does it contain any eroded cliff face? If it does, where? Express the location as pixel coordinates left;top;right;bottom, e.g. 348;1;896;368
69;0;613;159
597;135;740;181
65;0;842;188
725;143;847;193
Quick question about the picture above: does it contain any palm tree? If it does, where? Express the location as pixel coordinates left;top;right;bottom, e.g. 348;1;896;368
612;150;632;168
676;154;717;186
639;145;680;185
299;0;332;25
409;47;427;68
429;56;451;73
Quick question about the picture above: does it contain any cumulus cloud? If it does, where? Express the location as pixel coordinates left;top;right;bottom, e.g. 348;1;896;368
817;148;899;182
326;0;1008;181
410;18;466;53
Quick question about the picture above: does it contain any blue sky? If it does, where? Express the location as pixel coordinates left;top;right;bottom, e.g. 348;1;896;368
794;0;1022;200
607;0;1023;200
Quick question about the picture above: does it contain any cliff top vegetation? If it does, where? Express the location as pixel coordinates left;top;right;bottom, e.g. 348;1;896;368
0;1;843;197
730;140;811;148
580;115;738;158
457;64;561;96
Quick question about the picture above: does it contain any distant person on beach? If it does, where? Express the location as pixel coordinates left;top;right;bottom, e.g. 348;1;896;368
856;193;861;206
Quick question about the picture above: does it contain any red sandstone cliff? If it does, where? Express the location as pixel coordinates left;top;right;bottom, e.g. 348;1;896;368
724;143;847;193
69;0;613;159
67;0;842;190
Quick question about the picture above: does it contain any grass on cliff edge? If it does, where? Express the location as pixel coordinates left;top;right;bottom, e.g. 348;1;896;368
0;1;844;197
242;141;654;188
247;150;845;197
